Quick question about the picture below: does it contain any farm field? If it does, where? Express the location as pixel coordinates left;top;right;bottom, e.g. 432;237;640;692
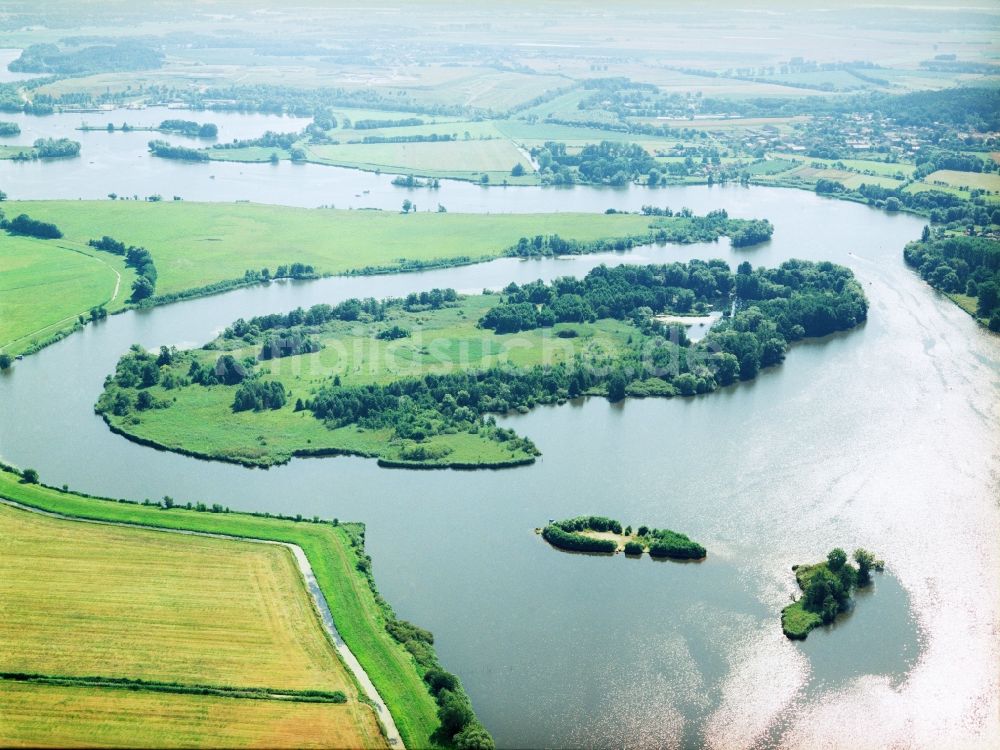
0;468;443;748
922;169;1000;192
6;201;657;296
0;503;354;692
0;681;386;749
0;235;133;355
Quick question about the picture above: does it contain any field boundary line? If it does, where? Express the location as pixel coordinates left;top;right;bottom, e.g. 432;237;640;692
0;497;404;748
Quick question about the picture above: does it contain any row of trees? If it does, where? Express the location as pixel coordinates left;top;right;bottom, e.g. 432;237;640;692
3;213;62;239
158;120;218;138
89;236;158;301
147;140;209;161
221;288;454;343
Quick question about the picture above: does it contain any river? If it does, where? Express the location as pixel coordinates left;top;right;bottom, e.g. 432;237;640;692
0;124;998;747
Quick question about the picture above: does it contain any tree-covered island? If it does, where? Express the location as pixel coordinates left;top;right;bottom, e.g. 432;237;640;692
96;259;868;469
781;547;885;640
540;516;706;560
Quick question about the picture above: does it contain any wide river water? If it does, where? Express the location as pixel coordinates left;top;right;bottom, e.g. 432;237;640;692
1;109;998;749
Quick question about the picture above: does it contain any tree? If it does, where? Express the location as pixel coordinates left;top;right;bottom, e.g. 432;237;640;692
713;353;739;386
454;722;495;750
853;548;877;586
401;199;413;214
130;275;154;301
0;352;11;370
22;468;39;484
437;689;474;737
921;225;931;242
977;281;999;317
826;547;847;572
607;370;627;402
510;163;525;177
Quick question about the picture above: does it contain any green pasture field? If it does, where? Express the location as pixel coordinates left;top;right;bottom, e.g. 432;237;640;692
303;139;533;181
0;468;443;749
922;169;1000;192
6;201;655;296
0;235;134;355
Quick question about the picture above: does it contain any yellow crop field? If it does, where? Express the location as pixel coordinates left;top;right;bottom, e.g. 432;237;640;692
0;681;387;749
0;504;351;692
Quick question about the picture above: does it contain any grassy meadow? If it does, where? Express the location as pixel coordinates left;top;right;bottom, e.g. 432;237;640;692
7;200;655;296
1;200;656;357
0;681;387;749
923;169;1000;192
304;139;534;182
0;235;134;354
0;469;443;748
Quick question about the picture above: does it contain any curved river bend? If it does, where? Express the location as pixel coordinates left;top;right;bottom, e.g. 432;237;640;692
1;182;998;748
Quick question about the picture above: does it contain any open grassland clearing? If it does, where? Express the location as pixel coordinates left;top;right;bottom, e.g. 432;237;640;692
0;503;354;693
389;67;570;111
7;201;655;296
0;470;444;748
922;169;1000;192
0;235;133;355
761;164;904;190
304;138;532;181
0;681;386;750
0;145;35;159
770;153;915;179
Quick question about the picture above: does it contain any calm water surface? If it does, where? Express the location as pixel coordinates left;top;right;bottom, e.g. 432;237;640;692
0;175;997;746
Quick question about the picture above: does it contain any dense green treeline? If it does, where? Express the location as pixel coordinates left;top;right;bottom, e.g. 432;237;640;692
903;233;1000;329
504;209;768;259
159;120;218;138
88;235;157;301
2;213;63;239
9;41;163;75
147;140;209;162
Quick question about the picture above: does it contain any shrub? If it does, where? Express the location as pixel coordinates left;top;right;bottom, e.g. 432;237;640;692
624;541;644;556
542;524;616;554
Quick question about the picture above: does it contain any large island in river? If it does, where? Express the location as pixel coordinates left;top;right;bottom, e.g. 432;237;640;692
96;260;868;469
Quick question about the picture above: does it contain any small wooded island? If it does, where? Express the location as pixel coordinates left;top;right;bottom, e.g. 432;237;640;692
781;548;884;640
540;516;706;560
96;259;868;469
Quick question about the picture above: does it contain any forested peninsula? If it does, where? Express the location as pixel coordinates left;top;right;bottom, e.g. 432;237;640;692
96;259;868;469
